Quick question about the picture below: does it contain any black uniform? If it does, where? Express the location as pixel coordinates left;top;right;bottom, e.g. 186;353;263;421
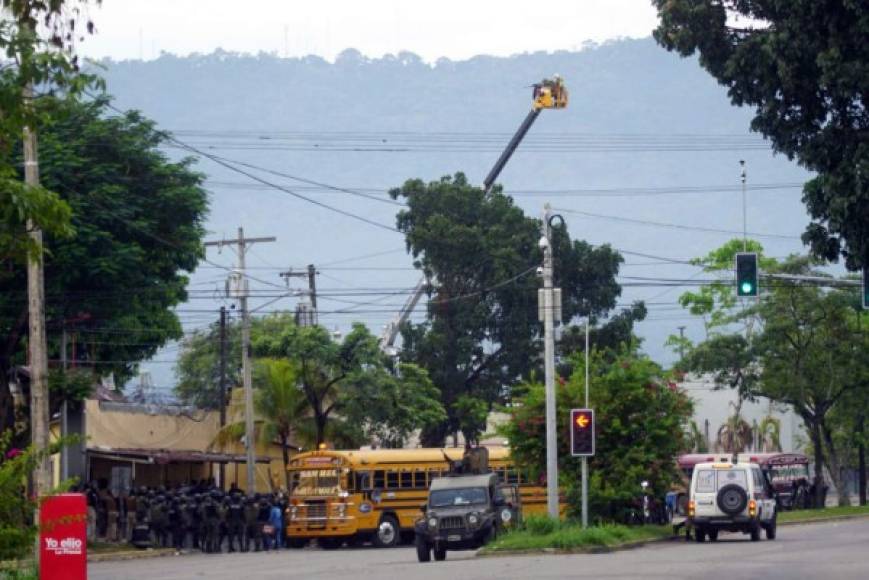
226;494;245;552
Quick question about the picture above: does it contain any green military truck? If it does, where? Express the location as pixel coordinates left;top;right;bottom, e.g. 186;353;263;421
414;470;516;562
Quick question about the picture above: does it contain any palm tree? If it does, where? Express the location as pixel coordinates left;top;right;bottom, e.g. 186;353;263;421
685;420;709;452
213;358;308;490
757;415;782;452
715;402;753;453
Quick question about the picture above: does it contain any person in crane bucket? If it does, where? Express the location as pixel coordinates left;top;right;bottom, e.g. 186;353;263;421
532;75;568;110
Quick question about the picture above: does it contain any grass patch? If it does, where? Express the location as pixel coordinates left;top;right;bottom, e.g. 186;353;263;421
779;504;869;524
484;515;670;553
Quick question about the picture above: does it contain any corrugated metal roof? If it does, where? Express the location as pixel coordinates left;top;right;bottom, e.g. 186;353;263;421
87;447;272;464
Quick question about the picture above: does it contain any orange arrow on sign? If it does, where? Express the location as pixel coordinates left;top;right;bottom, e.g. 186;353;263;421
575;414;589;428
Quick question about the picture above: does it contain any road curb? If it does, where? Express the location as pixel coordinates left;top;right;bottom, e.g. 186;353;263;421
778;513;869;527
478;513;869;558
477;535;674;558
88;548;178;563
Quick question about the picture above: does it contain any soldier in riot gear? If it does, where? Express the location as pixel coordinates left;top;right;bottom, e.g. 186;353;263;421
226;492;245;552
243;496;261;552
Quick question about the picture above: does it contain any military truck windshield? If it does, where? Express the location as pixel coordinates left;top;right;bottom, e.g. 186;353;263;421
429;487;488;507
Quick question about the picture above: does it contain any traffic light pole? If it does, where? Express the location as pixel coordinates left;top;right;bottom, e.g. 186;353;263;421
582;318;590;528
542;205;559;520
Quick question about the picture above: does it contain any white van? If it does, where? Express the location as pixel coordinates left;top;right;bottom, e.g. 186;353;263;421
687;461;777;542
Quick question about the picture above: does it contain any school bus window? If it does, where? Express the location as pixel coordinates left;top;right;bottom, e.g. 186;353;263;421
373;470;385;489
387;471;399;489
507;469;520;484
400;471;413;488
414;470;427;489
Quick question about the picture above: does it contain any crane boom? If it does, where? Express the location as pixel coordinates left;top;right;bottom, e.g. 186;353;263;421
379;76;568;351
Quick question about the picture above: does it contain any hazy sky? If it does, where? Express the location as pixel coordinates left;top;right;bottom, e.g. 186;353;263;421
79;0;660;62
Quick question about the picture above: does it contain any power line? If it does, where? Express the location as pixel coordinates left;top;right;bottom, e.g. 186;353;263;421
556;207;801;240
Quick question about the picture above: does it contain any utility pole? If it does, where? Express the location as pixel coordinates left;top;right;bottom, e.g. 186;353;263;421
24;80;51;510
60;325;68;481
204;228;275;496
582;317;590;528
740;160;747;252
280;264;318;327
540;203;559;519
218;306;227;490
677;326;687;360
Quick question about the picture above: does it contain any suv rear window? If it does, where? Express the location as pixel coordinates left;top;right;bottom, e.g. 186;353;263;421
717;469;748;489
696;470;716;493
695;468;749;492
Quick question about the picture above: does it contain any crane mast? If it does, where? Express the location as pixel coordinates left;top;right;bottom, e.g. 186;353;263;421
379;76;568;351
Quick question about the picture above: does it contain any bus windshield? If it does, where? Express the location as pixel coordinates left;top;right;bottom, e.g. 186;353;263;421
429;487;488;508
291;469;343;496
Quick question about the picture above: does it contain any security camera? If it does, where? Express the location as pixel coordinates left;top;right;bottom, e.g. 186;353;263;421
536;266;544;277
538;236;549;249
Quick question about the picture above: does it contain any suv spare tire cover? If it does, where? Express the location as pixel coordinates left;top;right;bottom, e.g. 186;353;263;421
716;484;748;515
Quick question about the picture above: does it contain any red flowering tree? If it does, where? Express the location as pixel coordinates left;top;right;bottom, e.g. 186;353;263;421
501;344;692;523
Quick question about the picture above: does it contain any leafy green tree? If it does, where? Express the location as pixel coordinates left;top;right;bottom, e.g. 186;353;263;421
752;261;865;505
214;358;307;490
0;95;208;442
340;362;446;448
175;313;295;409
501;345;692;523
391;173;625;446
674;242;869;505
652;1;869;270
254;319;445;447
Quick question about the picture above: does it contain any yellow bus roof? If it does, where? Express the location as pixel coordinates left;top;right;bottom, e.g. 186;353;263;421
289;446;511;469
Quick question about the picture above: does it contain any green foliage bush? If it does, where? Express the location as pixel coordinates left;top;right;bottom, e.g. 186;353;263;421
522;514;558;535
501;344;692;523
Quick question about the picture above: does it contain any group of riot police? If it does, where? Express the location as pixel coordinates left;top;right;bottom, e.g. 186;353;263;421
81;480;288;553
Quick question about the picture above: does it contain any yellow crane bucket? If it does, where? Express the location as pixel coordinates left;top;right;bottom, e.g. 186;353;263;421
532;76;568;111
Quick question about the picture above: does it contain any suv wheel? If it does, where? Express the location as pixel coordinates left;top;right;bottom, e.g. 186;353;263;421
707;529;719;542
750;524;761;542
415;536;431;562
694;529;706;543
434;546;447;561
765;515;777;540
373;515;400;548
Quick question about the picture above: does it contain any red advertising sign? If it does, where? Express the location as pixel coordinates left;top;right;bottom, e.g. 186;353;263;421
40;493;87;580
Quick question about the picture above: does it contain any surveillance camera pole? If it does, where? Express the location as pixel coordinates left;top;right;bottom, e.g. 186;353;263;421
541;203;559;519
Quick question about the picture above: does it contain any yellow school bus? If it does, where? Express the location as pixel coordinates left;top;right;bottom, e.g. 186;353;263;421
285;447;550;548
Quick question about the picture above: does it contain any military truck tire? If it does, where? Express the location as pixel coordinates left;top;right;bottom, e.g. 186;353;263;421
415;536;431;562
707;529;719;542
694;528;706;543
373;515;400;548
434;546;447;561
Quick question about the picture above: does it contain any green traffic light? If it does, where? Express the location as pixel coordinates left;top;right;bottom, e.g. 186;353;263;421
741;282;754;294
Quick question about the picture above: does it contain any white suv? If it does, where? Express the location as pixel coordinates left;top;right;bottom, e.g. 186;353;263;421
687;461;777;542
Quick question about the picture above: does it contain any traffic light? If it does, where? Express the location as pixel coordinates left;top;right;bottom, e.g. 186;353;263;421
570;408;595;456
863;266;869;310
735;252;759;297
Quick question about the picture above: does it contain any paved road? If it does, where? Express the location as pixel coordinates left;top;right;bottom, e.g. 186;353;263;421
90;518;869;580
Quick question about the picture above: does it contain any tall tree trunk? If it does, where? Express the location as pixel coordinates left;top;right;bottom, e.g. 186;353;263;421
821;421;851;507
858;415;866;507
281;434;291;492
315;414;327;447
807;417;825;509
419;422;449;448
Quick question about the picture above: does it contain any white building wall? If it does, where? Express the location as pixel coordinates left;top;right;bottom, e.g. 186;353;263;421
680;374;804;453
